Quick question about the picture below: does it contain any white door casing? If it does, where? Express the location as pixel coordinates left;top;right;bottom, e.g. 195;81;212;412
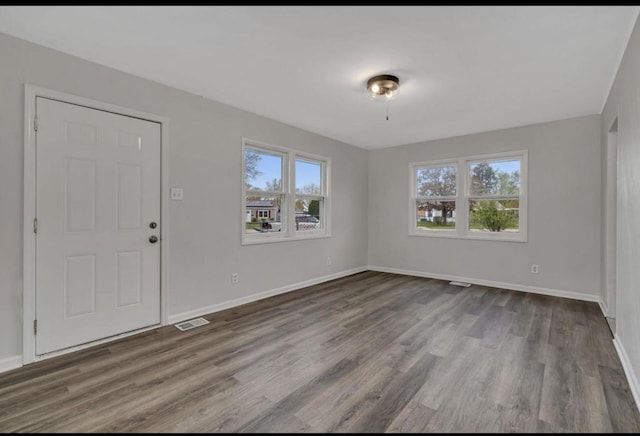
607;119;618;318
35;97;161;356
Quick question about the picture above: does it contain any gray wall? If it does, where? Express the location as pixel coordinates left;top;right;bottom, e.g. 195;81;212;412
0;33;369;360
602;16;640;397
368;115;602;296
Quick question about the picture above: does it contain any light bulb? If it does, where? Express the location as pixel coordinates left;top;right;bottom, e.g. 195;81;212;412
366;75;400;102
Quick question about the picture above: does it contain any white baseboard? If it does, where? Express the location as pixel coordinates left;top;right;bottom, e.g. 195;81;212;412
367;265;601;304
0;355;22;374
598;298;610;318
168;266;368;325
613;335;640;413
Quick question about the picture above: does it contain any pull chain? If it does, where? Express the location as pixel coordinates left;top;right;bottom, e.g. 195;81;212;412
386;101;389;121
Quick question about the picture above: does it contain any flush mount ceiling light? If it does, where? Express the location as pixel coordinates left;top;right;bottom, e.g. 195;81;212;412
366;74;400;100
366;74;400;120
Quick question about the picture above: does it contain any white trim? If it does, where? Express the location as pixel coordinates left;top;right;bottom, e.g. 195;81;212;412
410;230;527;243
410;157;460;168
23;84;36;366
367;265;600;303
0;356;23;375
169;266;367;325
242;138;290;244
613;335;640;414
242;233;331;246
23;84;170;366
411;150;530;168
242;137;296;156
160;115;170;330
604;119;618;319
241;137;331;245
410;150;528;242
598;298;610;318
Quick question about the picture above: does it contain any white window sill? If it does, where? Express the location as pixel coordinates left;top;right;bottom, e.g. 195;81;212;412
242;231;331;245
409;230;527;243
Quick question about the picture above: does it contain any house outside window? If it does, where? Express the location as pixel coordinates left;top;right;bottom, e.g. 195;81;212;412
243;139;330;244
410;150;527;241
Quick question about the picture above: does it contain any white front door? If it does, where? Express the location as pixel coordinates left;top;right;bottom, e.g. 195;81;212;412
35;97;161;356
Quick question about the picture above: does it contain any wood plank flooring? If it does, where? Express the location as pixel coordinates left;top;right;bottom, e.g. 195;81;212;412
1;271;639;433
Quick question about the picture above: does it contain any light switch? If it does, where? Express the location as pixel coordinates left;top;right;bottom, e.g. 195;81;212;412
170;188;184;201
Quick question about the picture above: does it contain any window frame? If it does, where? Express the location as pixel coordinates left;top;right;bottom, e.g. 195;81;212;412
412;159;459;235
242;138;331;245
294;156;328;235
409;150;527;242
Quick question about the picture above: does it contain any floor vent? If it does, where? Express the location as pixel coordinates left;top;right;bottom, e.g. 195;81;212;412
449;281;472;287
175;317;209;331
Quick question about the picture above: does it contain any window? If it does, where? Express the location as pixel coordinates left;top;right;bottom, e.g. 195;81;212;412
243;139;330;244
295;158;325;232
414;163;457;232
411;151;527;241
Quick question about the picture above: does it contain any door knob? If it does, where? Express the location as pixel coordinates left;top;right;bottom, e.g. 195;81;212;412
149;235;159;244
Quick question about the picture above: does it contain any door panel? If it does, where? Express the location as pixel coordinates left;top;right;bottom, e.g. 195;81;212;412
64;255;96;318
116;251;142;307
36;97;161;355
64;158;96;232
117;163;143;230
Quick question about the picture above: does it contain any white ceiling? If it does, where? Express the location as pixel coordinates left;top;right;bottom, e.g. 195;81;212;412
0;6;637;149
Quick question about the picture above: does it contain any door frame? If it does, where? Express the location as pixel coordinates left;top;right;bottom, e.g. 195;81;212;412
604;117;619;319
23;84;170;365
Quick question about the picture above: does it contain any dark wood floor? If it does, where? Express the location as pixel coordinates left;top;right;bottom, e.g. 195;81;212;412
1;271;639;433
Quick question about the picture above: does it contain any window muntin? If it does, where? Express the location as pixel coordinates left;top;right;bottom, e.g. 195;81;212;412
243;140;329;243
295;158;325;233
414;163;457;232
411;151;526;241
468;158;521;234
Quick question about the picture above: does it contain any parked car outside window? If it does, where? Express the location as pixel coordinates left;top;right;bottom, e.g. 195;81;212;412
257;214;320;232
259;220;282;232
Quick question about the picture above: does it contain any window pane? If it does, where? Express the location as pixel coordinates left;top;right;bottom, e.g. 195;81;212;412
416;165;456;197
469;199;519;232
295;159;322;194
245;148;283;192
469;159;520;196
295;197;323;231
245;195;284;234
416;200;456;230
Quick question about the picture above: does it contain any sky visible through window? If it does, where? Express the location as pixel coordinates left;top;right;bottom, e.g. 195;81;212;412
484;160;519;174
467;159;521;194
248;152;320;191
249;152;518;192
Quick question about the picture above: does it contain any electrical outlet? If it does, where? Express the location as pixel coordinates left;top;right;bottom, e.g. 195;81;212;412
326;257;332;266
231;273;239;284
531;264;539;274
170;188;184;201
